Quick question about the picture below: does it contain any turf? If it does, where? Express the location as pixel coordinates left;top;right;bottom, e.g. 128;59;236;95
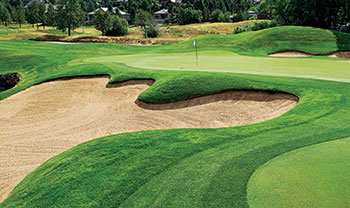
247;138;350;208
1;25;350;207
77;26;350;82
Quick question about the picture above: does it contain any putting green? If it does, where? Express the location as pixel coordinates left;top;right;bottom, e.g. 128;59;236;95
81;50;350;83
247;138;350;208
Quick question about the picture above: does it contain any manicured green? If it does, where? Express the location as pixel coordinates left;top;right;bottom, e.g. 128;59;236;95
248;138;350;208
1;26;350;207
85;50;350;82
78;26;350;82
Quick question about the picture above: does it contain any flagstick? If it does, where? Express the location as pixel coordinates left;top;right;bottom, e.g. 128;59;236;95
194;39;198;67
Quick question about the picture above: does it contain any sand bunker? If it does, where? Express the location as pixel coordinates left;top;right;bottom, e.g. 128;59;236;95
0;76;298;201
269;51;350;59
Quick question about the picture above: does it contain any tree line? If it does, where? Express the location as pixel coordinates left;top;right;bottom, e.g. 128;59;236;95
258;0;350;31
1;0;349;36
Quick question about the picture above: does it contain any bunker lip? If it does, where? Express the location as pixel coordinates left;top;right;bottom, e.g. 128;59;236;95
0;76;298;202
134;90;298;110
269;51;350;59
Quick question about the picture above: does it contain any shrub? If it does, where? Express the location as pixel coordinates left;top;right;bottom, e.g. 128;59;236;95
233;20;278;34
210;10;231;22
219;12;231;22
210;9;222;22
105;15;128;36
177;8;203;25
144;22;159;38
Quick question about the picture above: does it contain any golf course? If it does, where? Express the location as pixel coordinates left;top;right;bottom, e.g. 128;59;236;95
1;25;350;207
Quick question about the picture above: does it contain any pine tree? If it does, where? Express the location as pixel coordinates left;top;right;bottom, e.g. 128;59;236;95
26;2;40;28
93;9;111;35
3;8;12;26
134;9;152;29
16;6;26;28
56;0;85;36
9;5;17;23
38;3;46;29
128;0;139;23
140;0;151;12
46;3;56;26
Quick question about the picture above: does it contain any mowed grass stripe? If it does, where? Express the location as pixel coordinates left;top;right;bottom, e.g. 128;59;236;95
248;138;350;208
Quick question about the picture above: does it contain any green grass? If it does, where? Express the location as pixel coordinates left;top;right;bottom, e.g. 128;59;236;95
76;26;350;83
1;26;350;207
247;138;350;208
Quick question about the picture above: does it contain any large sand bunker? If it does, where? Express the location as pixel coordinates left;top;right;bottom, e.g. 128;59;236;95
0;76;298;201
269;51;350;59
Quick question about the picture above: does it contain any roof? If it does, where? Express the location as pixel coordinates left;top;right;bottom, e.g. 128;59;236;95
44;4;63;12
88;7;130;16
161;0;182;3
154;9;168;15
26;0;44;7
100;7;108;12
115;8;129;16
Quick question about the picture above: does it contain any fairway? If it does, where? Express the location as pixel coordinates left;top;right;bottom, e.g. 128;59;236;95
1;26;350;207
247;138;350;208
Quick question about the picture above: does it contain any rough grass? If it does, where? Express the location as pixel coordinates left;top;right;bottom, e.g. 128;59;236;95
1;26;350;207
0;20;262;44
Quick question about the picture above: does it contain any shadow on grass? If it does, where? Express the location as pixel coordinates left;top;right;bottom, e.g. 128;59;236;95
333;30;350;51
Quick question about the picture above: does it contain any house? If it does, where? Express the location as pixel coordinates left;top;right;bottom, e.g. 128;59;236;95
87;7;130;24
26;0;63;13
154;9;170;24
44;4;64;12
115;7;130;21
252;0;261;6
25;0;44;7
248;10;257;17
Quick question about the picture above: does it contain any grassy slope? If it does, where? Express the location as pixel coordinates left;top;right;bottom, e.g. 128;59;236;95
0;26;350;207
82;26;350;82
248;138;350;208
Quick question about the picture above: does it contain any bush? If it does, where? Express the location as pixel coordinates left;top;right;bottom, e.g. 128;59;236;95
233;20;278;34
177;8;203;25
231;11;249;22
210;10;231;22
210;9;222;22
219;12;231;22
144;22;159;38
105;15;128;36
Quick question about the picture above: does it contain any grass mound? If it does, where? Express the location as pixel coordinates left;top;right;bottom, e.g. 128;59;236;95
177;26;350;55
